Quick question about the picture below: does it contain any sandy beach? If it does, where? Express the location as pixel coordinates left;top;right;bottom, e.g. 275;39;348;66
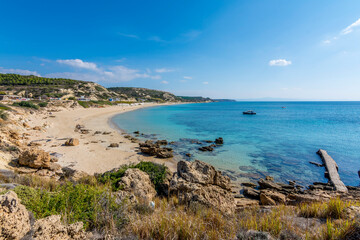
25;103;177;174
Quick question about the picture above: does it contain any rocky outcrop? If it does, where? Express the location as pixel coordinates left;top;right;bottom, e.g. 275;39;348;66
119;168;156;202
18;149;51;169
170;160;235;215
139;140;173;158
32;215;86;240
0;191;31;239
65;138;79;146
259;190;286;205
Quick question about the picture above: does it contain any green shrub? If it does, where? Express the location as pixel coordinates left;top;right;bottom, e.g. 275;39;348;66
68;96;76;100
14;184;127;230
0;110;8;120
97;162;167;192
78;101;90;108
38;102;48;107
135;162;167;191
0;91;6;95
13;101;39;109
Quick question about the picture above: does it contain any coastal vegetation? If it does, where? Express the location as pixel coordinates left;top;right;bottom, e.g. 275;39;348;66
3;172;358;239
13;101;40;109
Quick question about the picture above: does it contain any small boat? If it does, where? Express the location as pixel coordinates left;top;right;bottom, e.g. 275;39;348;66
282;106;286;109
243;110;256;115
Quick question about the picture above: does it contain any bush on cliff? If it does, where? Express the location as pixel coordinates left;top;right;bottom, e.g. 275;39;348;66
78;101;90;108
13;101;39;109
97;162;167;192
38;102;48;107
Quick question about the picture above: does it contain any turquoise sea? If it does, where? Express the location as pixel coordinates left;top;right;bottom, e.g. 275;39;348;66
112;102;360;186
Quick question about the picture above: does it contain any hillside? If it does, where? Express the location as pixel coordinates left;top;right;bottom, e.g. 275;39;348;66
0;73;213;102
0;73;118;100
177;96;213;102
108;87;185;102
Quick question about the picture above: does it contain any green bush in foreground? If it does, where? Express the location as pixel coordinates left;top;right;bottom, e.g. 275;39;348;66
13;101;39;109
14;183;127;230
97;162;167;192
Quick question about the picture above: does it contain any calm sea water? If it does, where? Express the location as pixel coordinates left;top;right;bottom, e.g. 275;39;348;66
112;102;360;186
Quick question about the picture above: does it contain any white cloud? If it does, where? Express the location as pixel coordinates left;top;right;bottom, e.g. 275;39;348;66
52;58;162;82
180;80;187;83
161;80;169;84
269;59;292;66
182;30;202;41
148;36;165;42
183;76;192;79
118;33;139;39
202;81;209;85
155;68;175;73
115;58;127;62
341;18;360;35
56;59;99;71
323;40;331;44
0;67;41;76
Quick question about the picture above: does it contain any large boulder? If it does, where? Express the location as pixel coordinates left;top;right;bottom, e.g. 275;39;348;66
177;160;231;190
170;160;235;215
119;168;156;202
32;215;86;240
0;191;31;239
18;149;51;169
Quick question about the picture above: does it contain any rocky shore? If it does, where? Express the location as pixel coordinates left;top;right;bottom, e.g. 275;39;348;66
1;101;360;239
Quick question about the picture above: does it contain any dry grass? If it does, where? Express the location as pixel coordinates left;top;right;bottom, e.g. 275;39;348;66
2;173;360;239
124;196;237;240
299;198;360;219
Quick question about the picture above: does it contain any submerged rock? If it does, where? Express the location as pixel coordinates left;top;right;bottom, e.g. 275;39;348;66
215;137;224;145
198;146;214;152
139;141;173;158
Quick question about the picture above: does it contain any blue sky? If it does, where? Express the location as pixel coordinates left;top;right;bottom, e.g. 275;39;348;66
1;0;360;100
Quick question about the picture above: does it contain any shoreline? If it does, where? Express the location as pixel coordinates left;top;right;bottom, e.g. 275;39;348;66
25;103;178;174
